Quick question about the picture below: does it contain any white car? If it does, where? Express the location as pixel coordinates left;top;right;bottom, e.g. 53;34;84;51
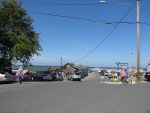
0;71;15;83
67;72;81;81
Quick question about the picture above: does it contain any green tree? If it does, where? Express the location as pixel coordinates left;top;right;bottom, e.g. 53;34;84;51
60;63;68;70
0;0;42;71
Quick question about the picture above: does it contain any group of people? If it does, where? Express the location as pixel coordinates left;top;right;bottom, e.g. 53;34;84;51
99;66;135;84
120;67;135;85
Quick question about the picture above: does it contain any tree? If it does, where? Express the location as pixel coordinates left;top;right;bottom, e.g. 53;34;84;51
60;63;68;70
0;0;42;71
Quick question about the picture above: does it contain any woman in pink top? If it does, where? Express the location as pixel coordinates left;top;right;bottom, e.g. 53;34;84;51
120;68;126;85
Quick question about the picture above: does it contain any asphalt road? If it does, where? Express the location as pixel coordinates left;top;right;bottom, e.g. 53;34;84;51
0;72;150;113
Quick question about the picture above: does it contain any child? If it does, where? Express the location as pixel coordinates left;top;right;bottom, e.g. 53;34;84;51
99;70;105;83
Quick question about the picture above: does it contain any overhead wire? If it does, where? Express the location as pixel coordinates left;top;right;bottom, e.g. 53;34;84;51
21;0;150;26
27;11;105;23
21;0;150;64
63;26;114;62
72;0;136;63
1;0;150;65
22;1;99;6
1;6;150;25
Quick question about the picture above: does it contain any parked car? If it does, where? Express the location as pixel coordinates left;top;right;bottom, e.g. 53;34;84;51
67;72;81;81
0;71;15;83
80;71;88;78
12;70;29;81
14;74;29;81
51;73;64;81
144;72;150;80
32;71;52;81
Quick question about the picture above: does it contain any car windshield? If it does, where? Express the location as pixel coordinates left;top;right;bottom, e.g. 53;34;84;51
75;72;81;75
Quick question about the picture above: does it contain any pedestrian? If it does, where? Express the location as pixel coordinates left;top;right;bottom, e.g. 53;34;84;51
99;70;105;83
125;69;130;83
111;69;115;80
17;66;23;84
120;68;126;85
130;66;135;84
108;72;112;82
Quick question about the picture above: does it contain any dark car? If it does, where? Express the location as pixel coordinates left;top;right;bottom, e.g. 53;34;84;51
51;73;64;81
32;71;52;81
80;72;88;79
144;72;150;80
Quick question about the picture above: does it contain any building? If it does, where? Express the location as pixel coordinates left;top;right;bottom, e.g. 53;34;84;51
66;63;88;73
147;63;150;71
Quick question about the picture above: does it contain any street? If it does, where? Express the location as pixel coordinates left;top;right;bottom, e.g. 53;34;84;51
0;72;150;113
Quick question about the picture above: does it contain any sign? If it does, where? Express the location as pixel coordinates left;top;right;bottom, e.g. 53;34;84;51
120;63;128;66
115;62;120;65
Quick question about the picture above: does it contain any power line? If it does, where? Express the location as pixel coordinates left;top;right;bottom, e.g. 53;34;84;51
72;0;136;63
27;11;105;23
1;6;150;25
27;11;150;25
22;1;100;6
63;26;114;62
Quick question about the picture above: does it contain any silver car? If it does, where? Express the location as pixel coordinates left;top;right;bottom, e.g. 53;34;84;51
67;72;81;81
0;71;15;82
52;73;64;81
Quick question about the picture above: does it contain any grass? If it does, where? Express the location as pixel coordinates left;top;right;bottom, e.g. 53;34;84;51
135;77;146;82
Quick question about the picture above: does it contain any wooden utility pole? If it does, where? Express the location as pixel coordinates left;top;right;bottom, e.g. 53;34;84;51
136;0;140;79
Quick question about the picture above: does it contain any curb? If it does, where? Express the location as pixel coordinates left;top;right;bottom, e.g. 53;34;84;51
103;81;122;84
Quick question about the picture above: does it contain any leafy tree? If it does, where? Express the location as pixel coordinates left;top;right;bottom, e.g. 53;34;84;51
0;0;42;71
60;63;68;70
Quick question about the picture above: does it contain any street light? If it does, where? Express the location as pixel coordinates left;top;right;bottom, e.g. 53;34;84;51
99;0;140;79
99;0;131;7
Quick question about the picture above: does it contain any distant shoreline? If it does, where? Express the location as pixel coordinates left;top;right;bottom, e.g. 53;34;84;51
12;65;146;70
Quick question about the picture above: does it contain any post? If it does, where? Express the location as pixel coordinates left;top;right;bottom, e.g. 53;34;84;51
117;64;119;72
136;0;140;79
61;57;62;67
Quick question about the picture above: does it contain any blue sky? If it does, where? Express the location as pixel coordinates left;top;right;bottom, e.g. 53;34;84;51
21;0;150;68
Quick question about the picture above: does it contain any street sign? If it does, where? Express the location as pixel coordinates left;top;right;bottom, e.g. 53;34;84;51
115;62;120;65
120;63;128;66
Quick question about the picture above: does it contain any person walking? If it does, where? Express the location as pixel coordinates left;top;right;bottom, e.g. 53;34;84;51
99;70;105;83
17;66;23;84
125;69;130;83
111;69;115;80
130;66;135;84
120;68;126;85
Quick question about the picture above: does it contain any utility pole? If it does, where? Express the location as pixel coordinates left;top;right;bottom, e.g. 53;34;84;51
99;0;141;78
137;0;140;79
61;57;62;67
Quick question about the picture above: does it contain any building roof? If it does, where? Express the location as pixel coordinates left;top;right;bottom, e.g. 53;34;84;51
49;67;58;71
67;63;88;70
61;69;70;74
